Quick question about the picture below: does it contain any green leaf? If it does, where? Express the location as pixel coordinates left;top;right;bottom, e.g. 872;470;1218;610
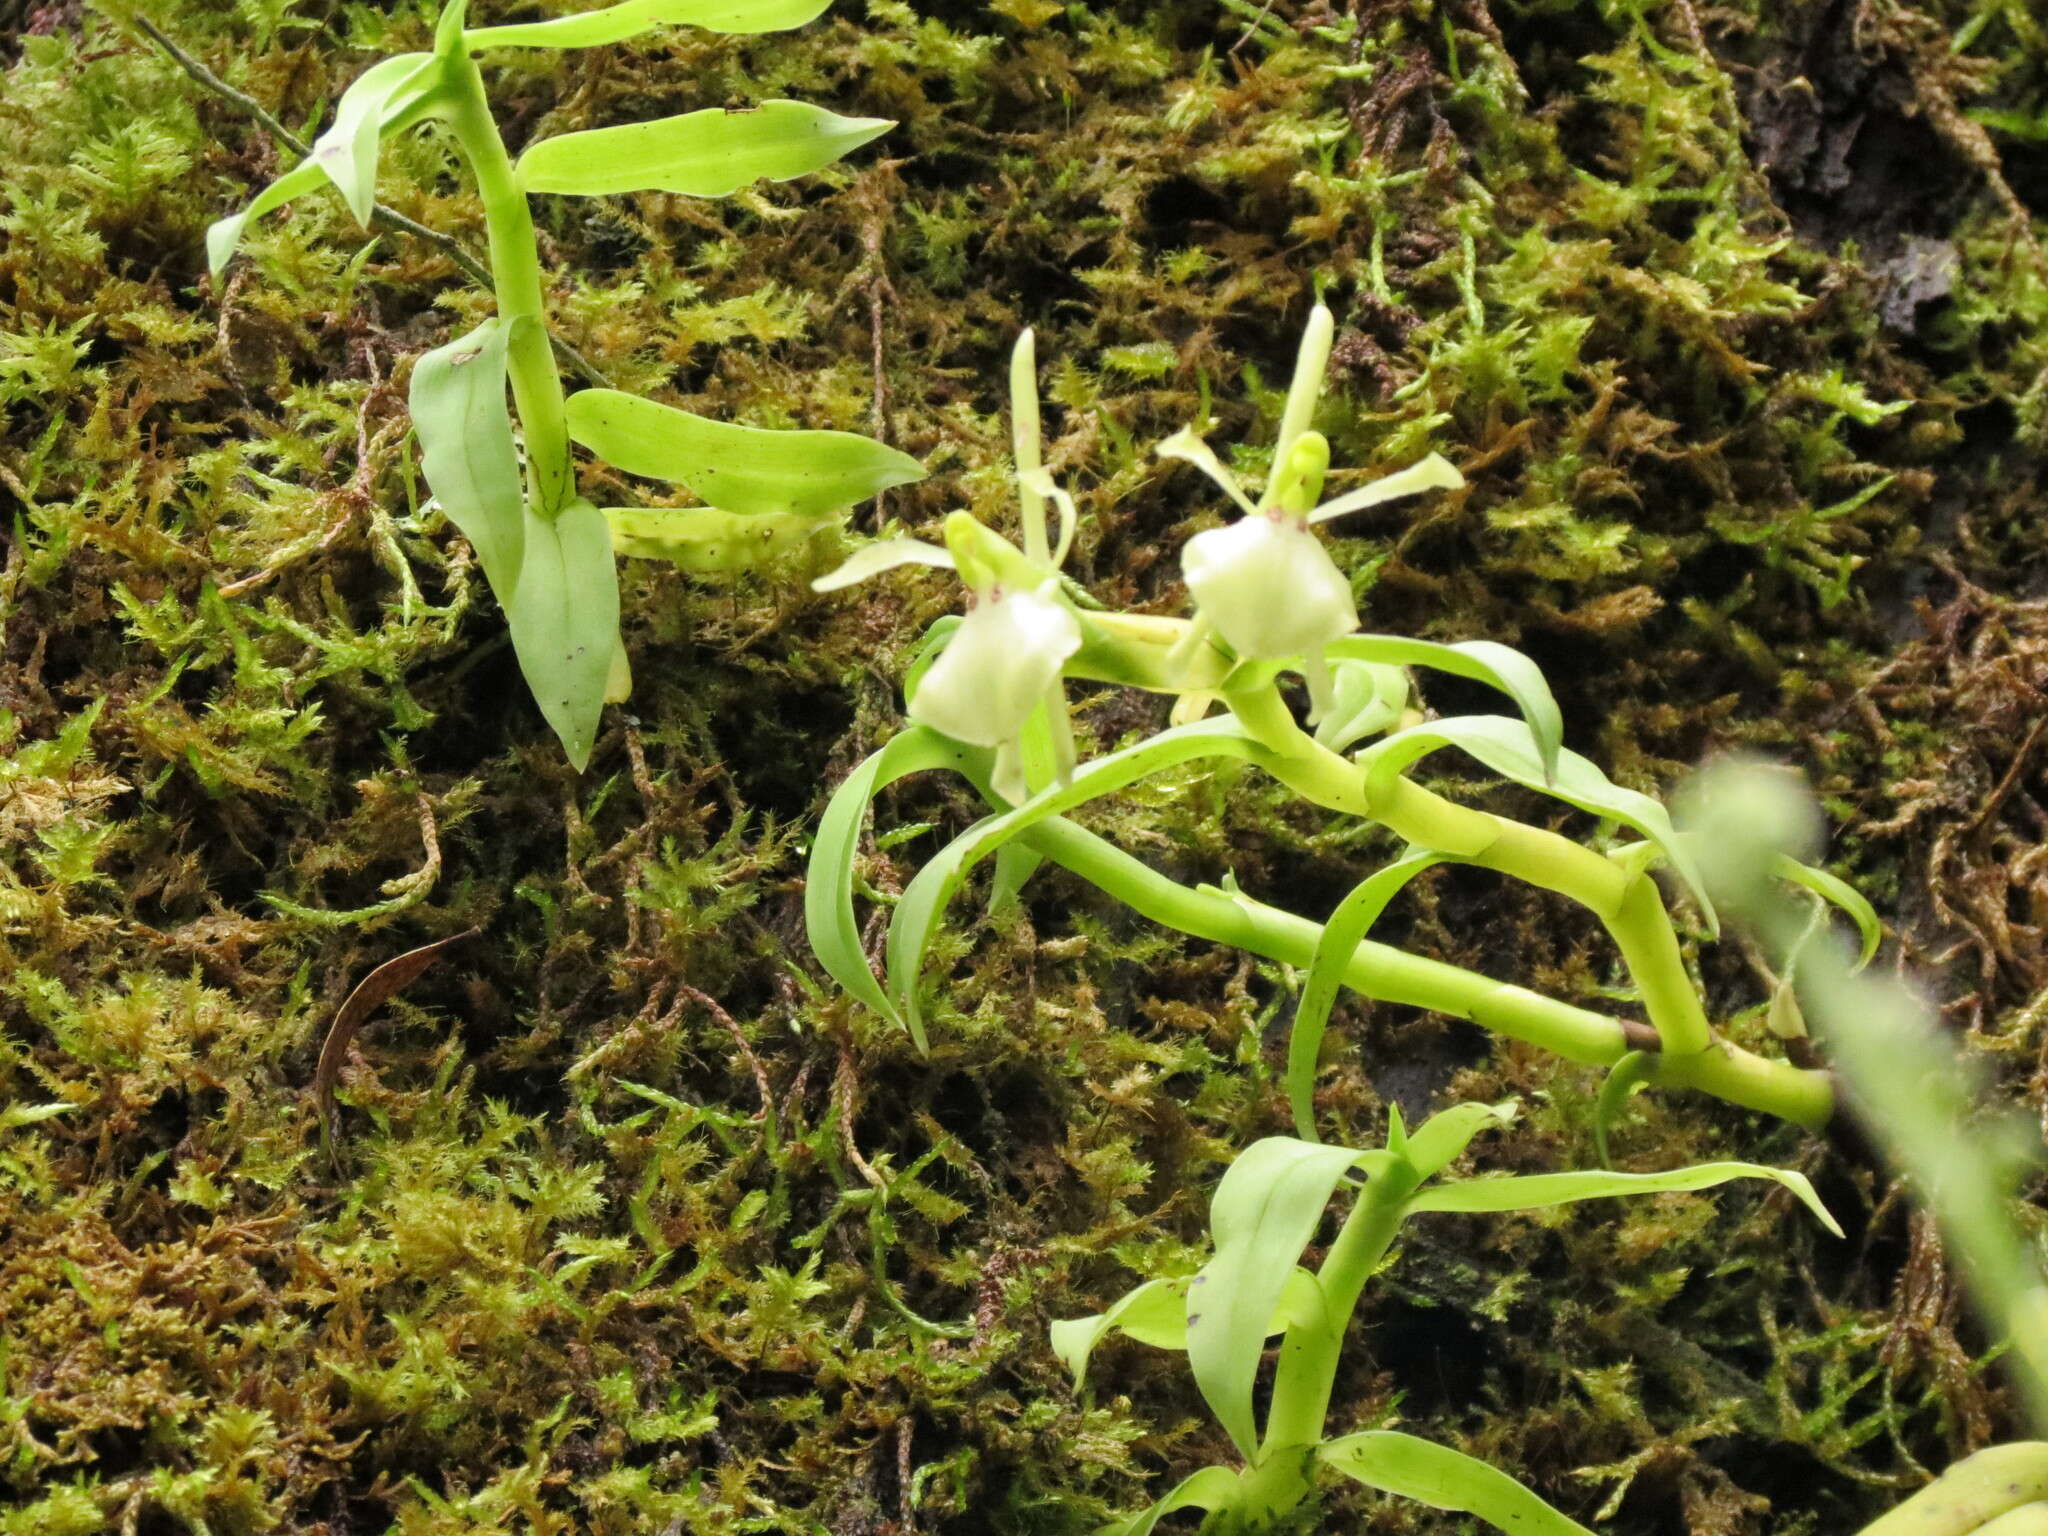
1772;852;1881;968
206;56;443;278
1187;1136;1376;1459
517;102;892;198
1406;1159;1843;1237
308;52;437;225
804;727;980;1043
1318;1431;1596;1536
1357;714;1717;933
1324;635;1562;781
503;498;620;770
604;506;832;572
410;317;525;597
1400;1099;1518;1182
1050;1277;1190;1384
1053;1268;1326;1387
466;0;831;48
1289;852;1440;1140
884;717;1266;1045
207;158;324;282
1592;1052;1653;1169
565;389;924;517
1097;1467;1241;1536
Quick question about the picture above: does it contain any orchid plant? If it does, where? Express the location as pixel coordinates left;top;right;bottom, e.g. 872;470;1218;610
207;0;922;768
800;312;1890;1532
1054;1101;1840;1534
805;306;1873;1128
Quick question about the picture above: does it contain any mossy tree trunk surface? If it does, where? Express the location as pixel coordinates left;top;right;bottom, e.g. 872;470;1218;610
2;0;2046;1532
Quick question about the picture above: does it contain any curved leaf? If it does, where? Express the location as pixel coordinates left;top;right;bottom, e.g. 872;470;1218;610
309;52;437;225
1592;1051;1653;1169
1401;1099;1518;1183
1053;1267;1327;1388
565;389;924;517
1187;1136;1377;1459
1097;1467;1241;1536
604;506;832;571
518;102;892;197
410;316;525;596
207;56;443;277
884;717;1266;1043
1324;635;1561;781
1357;714;1716;933
1050;1277;1190;1385
1406;1159;1843;1237
1773;852;1881;968
804;728;980;1043
1318;1431;1595;1536
1289;852;1441;1140
467;0;831;48
503;498;619;770
207;158;325;283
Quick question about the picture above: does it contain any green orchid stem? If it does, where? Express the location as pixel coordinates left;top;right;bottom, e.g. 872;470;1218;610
1018;817;1831;1127
1255;1165;1418;1478
1228;683;1719;1059
441;40;572;517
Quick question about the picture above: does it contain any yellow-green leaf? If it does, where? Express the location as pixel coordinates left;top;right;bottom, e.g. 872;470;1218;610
467;0;830;48
517;102;892;198
565;389;923;517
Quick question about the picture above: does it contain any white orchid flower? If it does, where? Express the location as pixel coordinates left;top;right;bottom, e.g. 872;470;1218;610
1159;304;1464;719
812;330;1083;800
910;578;1081;751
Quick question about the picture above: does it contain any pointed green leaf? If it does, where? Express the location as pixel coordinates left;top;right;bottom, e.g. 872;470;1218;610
1051;1277;1190;1385
1289;852;1441;1140
1406;1159;1843;1237
1401;1099;1518;1183
207;56;443;278
1097;1468;1242;1536
1053;1268;1327;1388
207;158;325;282
604;506;832;571
517;102;892;197
1324;635;1562;781
467;0;831;48
1358;714;1716;933
884;716;1267;1045
565;389;924;517
410;317;525;597
1318;1431;1596;1536
805;728;981;1043
987;842;1044;916
1773;852;1881;968
1187;1136;1376;1459
503;498;619;770
309;52;437;225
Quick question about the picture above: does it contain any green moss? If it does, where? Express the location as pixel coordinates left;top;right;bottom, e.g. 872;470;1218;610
4;0;2047;1530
